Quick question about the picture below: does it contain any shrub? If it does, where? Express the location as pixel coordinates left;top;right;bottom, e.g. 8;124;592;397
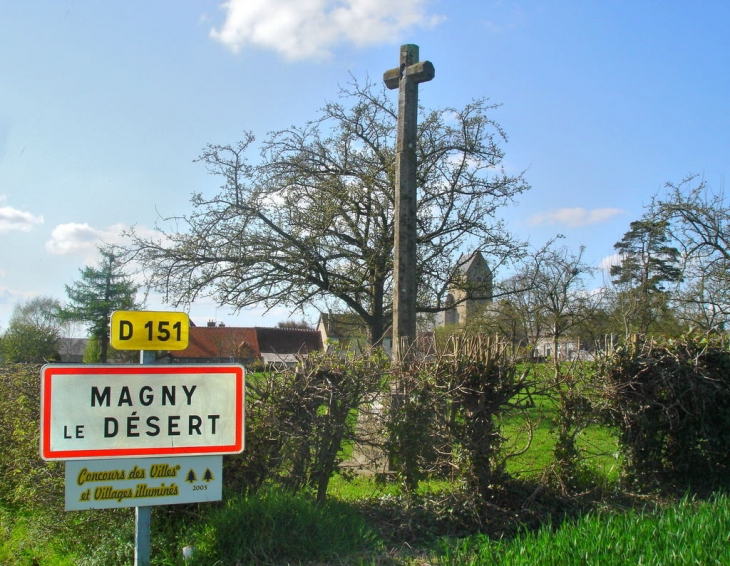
602;334;730;492
0;363;64;510
225;350;389;501
385;360;448;491
182;488;380;565
432;335;530;499
539;360;612;493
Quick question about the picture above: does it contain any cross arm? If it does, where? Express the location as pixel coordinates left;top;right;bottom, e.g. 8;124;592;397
383;67;400;90
383;61;435;90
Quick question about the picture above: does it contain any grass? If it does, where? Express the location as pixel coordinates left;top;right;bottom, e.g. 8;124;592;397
2;489;382;565
500;393;620;484
2;471;727;565
502;416;619;484
436;493;730;565
0;506;77;566
328;474;402;501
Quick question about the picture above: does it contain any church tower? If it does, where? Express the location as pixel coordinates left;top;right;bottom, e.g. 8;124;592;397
443;251;493;326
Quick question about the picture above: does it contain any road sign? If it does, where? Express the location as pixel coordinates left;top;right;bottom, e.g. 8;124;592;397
41;364;244;460
110;310;189;351
65;456;223;510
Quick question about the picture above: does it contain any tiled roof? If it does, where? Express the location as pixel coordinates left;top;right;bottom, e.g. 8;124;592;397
58;337;88;358
169;327;259;360
456;251;490;275
255;327;322;354
168;326;322;361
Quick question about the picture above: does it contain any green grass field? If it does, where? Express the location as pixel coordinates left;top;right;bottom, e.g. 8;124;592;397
437;493;730;565
501;401;620;483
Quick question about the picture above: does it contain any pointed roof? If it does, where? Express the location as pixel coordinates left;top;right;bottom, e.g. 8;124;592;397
456;251;491;276
318;312;368;339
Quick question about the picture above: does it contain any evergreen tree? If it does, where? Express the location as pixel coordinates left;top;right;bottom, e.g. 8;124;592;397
82;335;102;363
610;218;682;335
60;248;141;362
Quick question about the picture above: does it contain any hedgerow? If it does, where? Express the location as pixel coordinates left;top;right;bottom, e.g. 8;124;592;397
601;334;730;492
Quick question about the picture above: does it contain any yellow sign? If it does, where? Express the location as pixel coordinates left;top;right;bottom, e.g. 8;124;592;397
65;456;222;510
110;311;189;350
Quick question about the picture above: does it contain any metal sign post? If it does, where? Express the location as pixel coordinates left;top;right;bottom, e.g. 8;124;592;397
136;349;156;566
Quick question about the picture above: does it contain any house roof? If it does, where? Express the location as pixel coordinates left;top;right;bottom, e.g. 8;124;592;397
456;251;491;276
318;313;368;340
171;326;258;360
58;337;88;358
255;327;322;354
168;326;322;361
261;352;299;366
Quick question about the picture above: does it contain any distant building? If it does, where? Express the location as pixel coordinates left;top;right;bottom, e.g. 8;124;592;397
317;313;392;355
442;251;493;327
256;326;323;368
318;252;494;351
57;338;88;363
532;336;595;361
165;323;322;367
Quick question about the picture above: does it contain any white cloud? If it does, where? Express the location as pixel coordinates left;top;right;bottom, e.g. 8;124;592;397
45;222;133;259
0;286;37;330
210;0;443;60
0;285;34;306
528;207;624;228
0;198;44;233
598;253;622;272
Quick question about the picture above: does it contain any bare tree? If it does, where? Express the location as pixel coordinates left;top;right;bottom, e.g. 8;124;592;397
653;176;730;332
126;79;529;345
533;245;596;363
499;244;607;490
489;243;595;357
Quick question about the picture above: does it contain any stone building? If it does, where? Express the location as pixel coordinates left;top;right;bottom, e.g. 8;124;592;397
443;251;493;327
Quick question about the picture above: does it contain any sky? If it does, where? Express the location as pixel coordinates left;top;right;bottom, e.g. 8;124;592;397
1;0;729;333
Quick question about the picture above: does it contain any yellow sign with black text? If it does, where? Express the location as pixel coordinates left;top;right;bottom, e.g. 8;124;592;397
110;310;189;351
65;456;222;510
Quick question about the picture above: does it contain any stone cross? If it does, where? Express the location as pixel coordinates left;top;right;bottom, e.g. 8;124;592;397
383;44;434;362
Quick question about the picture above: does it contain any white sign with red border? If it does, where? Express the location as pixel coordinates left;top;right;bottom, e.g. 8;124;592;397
41;364;245;460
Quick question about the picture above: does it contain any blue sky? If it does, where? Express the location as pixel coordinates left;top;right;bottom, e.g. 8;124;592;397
1;1;728;332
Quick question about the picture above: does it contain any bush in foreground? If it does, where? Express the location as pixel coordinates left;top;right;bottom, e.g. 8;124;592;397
602;334;730;492
174;488;381;565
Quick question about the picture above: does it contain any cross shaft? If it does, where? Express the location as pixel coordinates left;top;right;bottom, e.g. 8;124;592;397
383;44;434;362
